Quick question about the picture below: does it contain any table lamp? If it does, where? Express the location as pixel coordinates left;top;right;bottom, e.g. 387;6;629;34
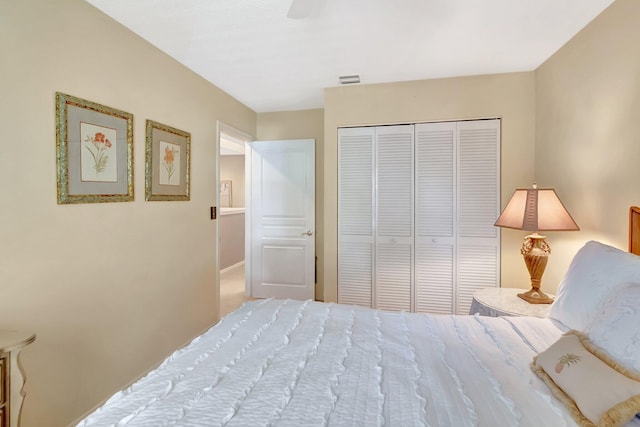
494;184;579;304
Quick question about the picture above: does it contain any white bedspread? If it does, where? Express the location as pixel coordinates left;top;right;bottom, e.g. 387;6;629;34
77;299;640;426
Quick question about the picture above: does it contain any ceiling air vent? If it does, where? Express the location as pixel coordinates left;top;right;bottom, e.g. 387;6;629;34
339;75;360;85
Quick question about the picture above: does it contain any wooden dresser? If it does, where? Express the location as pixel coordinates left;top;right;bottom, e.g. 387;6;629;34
0;331;35;427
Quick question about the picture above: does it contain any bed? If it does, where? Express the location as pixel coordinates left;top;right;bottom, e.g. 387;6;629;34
78;239;640;426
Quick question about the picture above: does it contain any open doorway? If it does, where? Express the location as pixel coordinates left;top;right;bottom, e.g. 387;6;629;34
217;123;253;318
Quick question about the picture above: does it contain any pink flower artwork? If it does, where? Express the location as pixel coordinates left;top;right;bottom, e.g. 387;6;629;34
84;132;112;174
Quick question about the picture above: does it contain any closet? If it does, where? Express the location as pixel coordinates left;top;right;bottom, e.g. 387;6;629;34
338;119;500;315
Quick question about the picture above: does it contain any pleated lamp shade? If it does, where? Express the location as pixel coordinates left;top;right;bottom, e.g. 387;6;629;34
495;187;579;232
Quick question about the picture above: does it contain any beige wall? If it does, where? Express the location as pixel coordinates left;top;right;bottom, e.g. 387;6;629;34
323;73;537;302
535;0;640;290
220;155;246;208
219;212;245;270
257;109;325;300
0;0;256;426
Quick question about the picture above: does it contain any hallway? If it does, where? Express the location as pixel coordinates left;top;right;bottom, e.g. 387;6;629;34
220;262;254;317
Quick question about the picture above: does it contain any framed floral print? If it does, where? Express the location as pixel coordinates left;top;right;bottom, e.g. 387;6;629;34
145;120;191;201
56;92;134;204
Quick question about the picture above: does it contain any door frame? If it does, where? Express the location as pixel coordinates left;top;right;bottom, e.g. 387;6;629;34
216;121;254;320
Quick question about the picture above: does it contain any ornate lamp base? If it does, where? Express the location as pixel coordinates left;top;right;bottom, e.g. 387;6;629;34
517;288;554;304
518;232;555;304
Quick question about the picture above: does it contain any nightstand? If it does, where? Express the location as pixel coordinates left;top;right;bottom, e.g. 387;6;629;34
469;287;554;318
0;331;35;427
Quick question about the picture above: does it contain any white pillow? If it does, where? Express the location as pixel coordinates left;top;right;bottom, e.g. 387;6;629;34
585;283;640;372
549;241;640;331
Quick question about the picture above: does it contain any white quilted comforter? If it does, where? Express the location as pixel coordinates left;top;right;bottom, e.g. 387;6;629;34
77;298;639;426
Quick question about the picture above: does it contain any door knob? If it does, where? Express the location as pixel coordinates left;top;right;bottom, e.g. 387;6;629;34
301;230;314;236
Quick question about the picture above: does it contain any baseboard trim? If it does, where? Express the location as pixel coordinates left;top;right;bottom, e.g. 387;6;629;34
221;260;245;275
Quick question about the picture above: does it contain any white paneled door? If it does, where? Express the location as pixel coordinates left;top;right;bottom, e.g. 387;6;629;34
246;139;315;300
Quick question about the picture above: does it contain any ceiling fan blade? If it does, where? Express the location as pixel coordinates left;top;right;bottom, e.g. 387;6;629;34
287;0;315;19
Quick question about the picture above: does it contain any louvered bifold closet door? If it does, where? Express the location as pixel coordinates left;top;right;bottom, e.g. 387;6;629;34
375;125;414;312
456;119;501;314
338;127;375;307
414;122;456;314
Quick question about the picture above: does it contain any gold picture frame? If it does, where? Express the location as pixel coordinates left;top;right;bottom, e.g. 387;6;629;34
145;120;191;201
55;92;134;204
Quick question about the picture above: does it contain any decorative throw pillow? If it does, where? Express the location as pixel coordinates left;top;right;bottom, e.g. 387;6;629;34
532;331;640;427
585;283;640;372
549;241;640;331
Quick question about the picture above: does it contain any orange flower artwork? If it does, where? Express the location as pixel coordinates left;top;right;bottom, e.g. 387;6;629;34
162;143;179;184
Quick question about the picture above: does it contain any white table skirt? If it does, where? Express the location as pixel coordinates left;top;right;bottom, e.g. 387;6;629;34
469;298;515;317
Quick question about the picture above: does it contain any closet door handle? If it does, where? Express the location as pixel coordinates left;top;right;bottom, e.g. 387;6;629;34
301;230;314;236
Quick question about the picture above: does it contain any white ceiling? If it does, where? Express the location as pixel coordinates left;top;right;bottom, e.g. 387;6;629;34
85;0;614;113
